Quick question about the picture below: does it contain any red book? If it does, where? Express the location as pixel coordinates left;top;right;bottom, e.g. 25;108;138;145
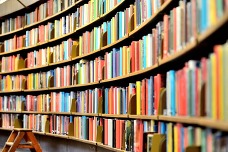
135;41;140;71
130;41;136;72
163;14;169;58
141;79;146;115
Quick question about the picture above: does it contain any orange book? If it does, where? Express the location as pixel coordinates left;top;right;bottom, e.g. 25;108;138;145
116;120;120;149
89;118;93;141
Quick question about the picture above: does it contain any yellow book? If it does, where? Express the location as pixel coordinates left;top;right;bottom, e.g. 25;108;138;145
136;81;141;115
174;125;178;152
210;54;216;119
195;127;201;146
111;17;114;43
133;4;137;29
150;120;155;132
167;123;173;152
122;46;126;75
209;0;217;25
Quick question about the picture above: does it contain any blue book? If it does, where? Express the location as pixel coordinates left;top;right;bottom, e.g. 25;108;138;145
118;12;122;39
146;0;152;18
181;126;184;152
64;41;67;60
170;70;176;116
119;47;123;76
160;122;166;134
201;0;207;32
107;21;111;44
25;31;29;47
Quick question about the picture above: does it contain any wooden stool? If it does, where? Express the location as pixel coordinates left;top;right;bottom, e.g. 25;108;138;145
2;128;42;152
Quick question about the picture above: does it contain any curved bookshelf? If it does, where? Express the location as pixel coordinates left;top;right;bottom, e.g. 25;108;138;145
0;0;128;57
0;0;87;38
71;112;98;117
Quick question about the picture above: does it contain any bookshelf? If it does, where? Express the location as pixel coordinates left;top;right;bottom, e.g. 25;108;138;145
0;0;228;152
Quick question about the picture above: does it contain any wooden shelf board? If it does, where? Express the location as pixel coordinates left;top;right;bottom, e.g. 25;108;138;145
158;115;228;131
159;115;198;124
33;131;46;135
72;49;101;61
51;112;72;115
158;41;197;66
22;111;51;114
0;48;23;57
0;111;21;113
49;59;71;66
45;133;69;139
71;112;98;116
0;90;22;94
100;114;128;118
24;88;48;92
97;143;124;152
129;115;158;120
101;35;128;51
69;137;97;145
101;64;157;83
198;11;228;43
0;27;23;38
129;0;173;37
0;127;12;131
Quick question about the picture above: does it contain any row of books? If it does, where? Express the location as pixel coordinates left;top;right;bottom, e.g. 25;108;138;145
2;41;228;119
158;122;228;152
0;0;76;34
3;35;25;52
1;0;163;54
1;113;228;152
0;95;25;112
166;42;228;121
0;75;26;91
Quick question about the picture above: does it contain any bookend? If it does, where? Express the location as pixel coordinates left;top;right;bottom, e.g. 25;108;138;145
158;88;166;115
128;94;136;115
50;27;55;39
100;32;107;47
185;146;201;152
0;43;4;53
21;101;25;111
98;97;103;114
102;66;105;81
151;134;166;152
14;118;23;128
71;41;79;59
48;76;54;88
96;125;103;143
45;118;50;133
21;78;27;91
48;52;53;64
68;122;74;137
18;58;26;70
200;83;206;116
128;14;135;33
70;99;76;113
